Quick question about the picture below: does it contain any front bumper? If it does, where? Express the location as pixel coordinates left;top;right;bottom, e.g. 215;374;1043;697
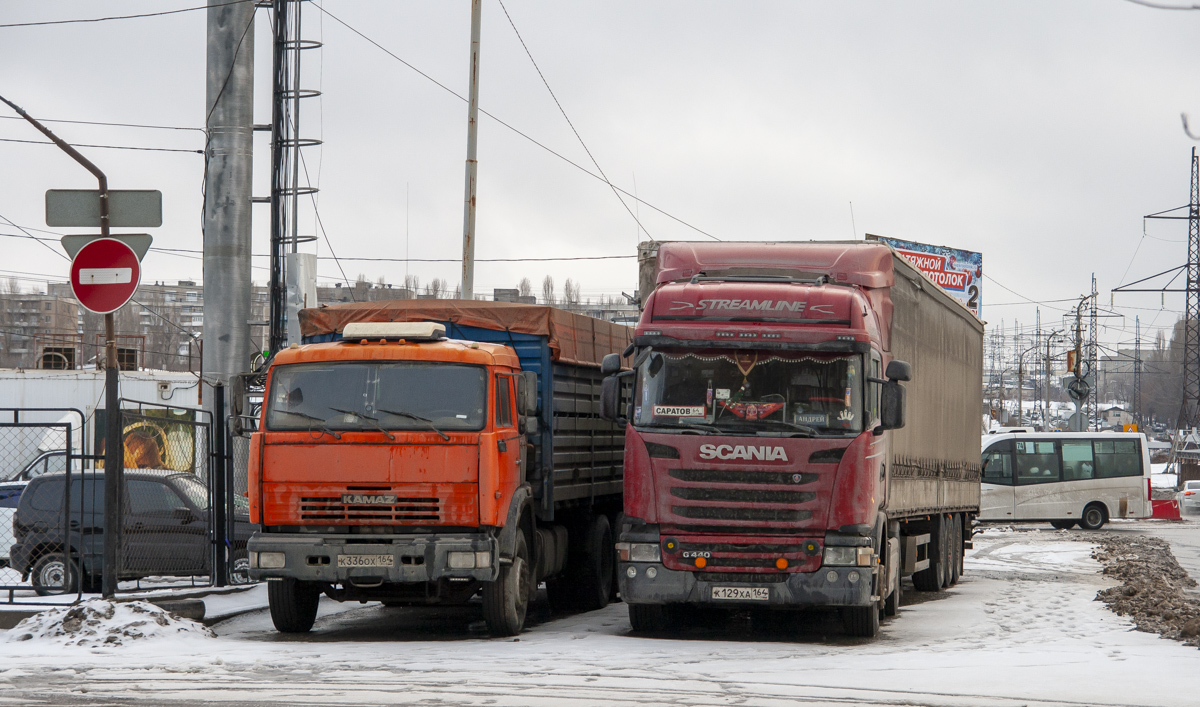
247;532;499;584
619;562;875;607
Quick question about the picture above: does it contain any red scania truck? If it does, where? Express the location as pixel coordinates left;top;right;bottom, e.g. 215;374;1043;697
600;241;983;637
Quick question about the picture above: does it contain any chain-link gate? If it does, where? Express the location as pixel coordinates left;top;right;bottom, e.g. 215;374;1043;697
118;398;252;590
0;408;89;605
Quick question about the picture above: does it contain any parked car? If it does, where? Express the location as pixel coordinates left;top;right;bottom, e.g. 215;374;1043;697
1179;480;1200;514
8;469;253;595
0;481;23;569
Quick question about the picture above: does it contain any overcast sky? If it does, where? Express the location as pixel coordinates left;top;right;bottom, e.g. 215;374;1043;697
1;0;1198;354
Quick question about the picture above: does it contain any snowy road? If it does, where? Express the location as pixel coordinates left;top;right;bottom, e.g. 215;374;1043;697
1;525;1198;706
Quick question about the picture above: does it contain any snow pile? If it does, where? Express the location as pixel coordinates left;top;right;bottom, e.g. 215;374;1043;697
6;599;215;647
1092;535;1200;646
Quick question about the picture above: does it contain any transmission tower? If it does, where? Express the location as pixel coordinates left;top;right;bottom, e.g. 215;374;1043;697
1087;274;1098;429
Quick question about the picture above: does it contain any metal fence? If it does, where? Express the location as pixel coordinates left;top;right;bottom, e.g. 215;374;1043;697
0;399;254;604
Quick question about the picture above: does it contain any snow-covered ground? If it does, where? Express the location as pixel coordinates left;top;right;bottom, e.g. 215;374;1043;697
0;527;1197;706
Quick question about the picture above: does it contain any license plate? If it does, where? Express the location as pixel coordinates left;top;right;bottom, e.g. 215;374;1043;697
337;554;394;568
711;586;769;601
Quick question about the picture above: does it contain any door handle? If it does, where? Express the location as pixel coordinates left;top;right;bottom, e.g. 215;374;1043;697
69;520;80;529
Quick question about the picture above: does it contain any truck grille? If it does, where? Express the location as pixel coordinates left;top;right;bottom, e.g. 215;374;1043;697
671;506;812;522
299;496;440;522
663;537;822;573
669;468;817;485
670;488;815;504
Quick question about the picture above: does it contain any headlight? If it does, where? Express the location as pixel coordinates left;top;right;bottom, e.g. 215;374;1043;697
616;542;661;562
258;551;286;569
447;551;476;569
824;546;874;566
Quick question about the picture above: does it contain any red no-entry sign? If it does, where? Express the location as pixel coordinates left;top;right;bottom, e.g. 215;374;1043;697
70;237;141;314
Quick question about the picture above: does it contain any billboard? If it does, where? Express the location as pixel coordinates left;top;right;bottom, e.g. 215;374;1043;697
866;234;982;316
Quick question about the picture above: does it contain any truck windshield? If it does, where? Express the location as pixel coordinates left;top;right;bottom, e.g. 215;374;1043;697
266;362;487;432
633;350;864;435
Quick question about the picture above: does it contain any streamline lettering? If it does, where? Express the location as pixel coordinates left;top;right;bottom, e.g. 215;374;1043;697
669;300;835;315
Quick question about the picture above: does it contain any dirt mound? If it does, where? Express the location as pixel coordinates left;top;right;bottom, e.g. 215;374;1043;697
6;599;215;647
1091;535;1200;646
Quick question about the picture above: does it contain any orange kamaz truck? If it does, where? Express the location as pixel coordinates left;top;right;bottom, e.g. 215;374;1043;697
247;301;630;635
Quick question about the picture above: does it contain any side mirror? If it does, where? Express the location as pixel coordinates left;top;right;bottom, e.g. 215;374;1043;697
878;381;906;431
517;371;539;415
885;359;912;382
601;353;622;376
518;416;539;435
172;508;198;524
600;375;624;423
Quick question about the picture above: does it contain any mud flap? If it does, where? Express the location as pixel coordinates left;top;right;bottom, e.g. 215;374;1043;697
497;484;532;559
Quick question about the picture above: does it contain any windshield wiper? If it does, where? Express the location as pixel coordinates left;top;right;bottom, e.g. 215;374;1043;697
641;422;722;434
279;410;342;440
376;407;450;441
712;417;819;437
329;407;396;441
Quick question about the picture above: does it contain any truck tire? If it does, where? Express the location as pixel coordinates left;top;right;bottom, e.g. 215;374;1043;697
483;532;531;636
31;552;77;596
628;603;670;634
268;578;321;633
576;514;614;612
911;516;945;592
883;573;901;617
1079;503;1107;530
948;514;962;586
842;604;880;638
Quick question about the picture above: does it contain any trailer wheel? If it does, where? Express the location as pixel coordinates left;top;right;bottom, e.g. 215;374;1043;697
911;516;945;592
842;604;880;638
268;578;321;633
483;533;531;636
1050;520;1077;530
628;603;671;634
948;514;962;586
576;514;615;612
1079;503;1107;530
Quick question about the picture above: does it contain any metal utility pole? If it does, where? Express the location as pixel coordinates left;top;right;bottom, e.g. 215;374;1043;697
269;0;321;353
0;96;121;598
460;0;482;301
1045;329;1061;430
1087;274;1099;430
1134;317;1143;429
204;0;255;390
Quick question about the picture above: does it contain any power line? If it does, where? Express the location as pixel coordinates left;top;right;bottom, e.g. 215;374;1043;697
311;3;722;242
0;115;203;134
0;137;201;154
0;1;250;29
495;0;652;240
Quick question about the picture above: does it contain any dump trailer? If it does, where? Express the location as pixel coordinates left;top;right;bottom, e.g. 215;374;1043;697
601;241;984;637
247;301;630;635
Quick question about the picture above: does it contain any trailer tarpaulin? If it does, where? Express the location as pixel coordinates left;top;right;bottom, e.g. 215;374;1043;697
299;300;632;367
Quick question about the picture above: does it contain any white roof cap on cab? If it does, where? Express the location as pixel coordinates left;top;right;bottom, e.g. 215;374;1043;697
341;322;446;341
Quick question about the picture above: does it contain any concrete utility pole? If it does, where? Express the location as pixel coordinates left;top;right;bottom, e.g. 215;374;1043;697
460;0;482;300
203;0;254;393
1045;329;1061;430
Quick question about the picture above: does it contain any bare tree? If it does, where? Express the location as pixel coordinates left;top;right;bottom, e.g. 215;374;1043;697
541;276;555;306
453;284;462;300
2;277;19;295
404;274;420;299
356;273;369;287
425;278;446;299
563;279;581;310
518;277;532;299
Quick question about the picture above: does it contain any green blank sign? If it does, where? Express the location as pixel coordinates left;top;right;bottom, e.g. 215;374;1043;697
46;189;162;228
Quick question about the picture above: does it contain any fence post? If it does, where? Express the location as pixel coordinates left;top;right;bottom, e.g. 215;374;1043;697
213;383;228;587
102;365;122;598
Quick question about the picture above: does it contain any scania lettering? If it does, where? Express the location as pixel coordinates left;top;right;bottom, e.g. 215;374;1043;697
602;241;984;639
247;302;631;636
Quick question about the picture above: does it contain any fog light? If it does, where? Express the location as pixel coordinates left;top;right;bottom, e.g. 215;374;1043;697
474;551;492;568
847;570;860;583
645;566;658;579
259;552;286;569
447;551;475;569
825;570;838;582
626;566;638;578
775;558;788;570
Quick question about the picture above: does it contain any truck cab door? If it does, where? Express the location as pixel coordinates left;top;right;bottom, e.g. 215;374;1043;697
494;374;522;482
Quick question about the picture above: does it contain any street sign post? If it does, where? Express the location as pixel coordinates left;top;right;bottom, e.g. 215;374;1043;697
69;238;141;314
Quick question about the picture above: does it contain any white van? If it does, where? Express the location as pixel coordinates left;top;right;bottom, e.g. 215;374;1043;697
979;432;1151;529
